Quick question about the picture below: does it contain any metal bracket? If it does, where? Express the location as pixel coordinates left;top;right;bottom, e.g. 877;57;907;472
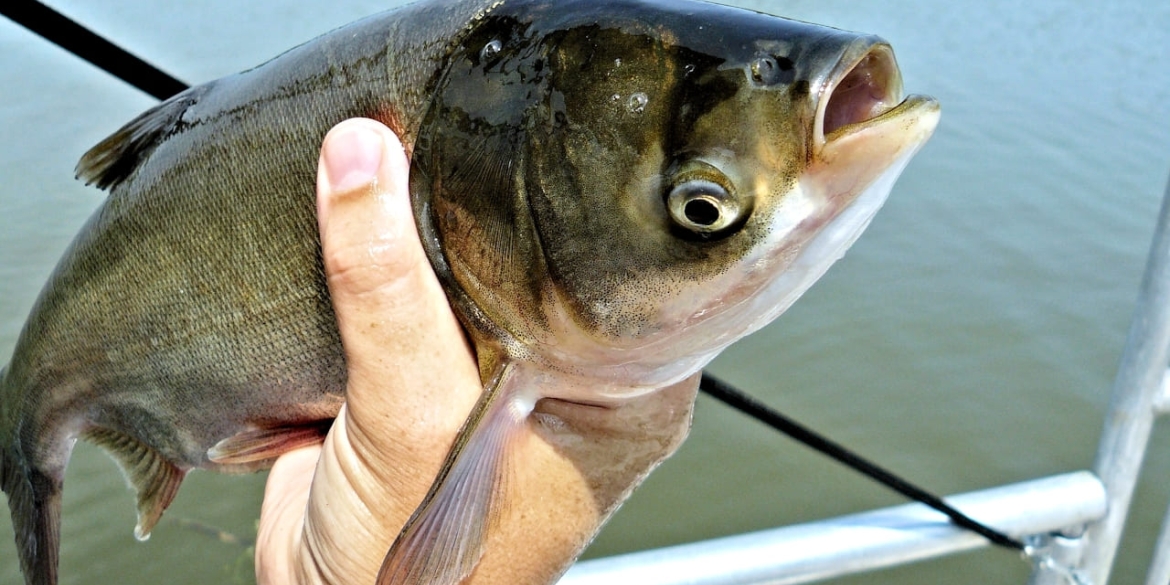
1026;531;1092;585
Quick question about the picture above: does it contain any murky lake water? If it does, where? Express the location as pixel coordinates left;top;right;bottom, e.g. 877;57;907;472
2;1;1169;583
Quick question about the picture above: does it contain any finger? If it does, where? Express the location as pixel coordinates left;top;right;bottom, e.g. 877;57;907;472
300;119;483;582
255;444;320;585
316;118;418;298
315;118;480;448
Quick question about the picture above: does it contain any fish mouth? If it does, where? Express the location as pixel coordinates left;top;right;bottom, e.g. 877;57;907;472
814;43;929;149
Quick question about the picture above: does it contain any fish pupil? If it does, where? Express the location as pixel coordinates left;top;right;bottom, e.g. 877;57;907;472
684;198;720;226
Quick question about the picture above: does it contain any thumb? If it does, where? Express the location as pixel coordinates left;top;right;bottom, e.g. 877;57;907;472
292;118;482;582
315;117;479;444
316;117;422;303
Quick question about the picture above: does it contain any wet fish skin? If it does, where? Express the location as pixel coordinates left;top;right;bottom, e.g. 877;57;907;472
0;0;940;584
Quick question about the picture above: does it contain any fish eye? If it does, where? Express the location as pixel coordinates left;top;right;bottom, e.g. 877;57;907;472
666;179;748;239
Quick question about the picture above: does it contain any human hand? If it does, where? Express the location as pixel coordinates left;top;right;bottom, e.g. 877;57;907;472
255;118;699;585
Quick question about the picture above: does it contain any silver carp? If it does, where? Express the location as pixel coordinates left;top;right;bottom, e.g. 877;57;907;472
0;0;939;583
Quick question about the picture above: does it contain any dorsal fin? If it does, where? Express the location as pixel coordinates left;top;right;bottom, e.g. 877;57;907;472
75;89;201;191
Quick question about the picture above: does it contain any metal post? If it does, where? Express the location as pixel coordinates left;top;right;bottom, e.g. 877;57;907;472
1146;499;1170;585
1079;172;1170;584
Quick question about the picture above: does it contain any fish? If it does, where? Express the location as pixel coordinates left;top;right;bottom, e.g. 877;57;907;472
0;0;939;583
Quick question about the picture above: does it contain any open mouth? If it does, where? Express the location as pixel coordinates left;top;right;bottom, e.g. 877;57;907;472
816;44;907;145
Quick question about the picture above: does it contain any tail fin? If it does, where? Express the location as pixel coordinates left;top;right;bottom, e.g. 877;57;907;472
1;368;64;585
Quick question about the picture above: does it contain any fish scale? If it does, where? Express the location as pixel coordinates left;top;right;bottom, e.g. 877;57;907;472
0;0;939;584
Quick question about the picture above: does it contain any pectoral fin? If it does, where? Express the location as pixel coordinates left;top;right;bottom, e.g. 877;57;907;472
207;420;333;466
377;362;534;585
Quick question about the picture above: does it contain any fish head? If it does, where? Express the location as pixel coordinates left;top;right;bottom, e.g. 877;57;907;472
410;0;940;396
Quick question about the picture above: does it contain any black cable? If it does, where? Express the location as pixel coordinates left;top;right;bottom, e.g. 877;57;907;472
700;372;1026;551
0;0;188;100
2;0;1026;556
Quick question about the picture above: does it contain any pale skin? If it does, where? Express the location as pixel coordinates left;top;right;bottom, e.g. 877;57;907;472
255;118;700;584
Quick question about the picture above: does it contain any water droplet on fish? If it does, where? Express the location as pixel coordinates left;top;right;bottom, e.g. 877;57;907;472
611;93;622;103
481;39;502;61
614;58;622;68
627;92;649;113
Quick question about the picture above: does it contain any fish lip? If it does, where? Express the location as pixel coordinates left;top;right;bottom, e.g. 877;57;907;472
836;93;942;138
879;93;942;123
813;42;915;151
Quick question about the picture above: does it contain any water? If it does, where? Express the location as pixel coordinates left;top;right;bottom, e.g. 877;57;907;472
1;1;1169;583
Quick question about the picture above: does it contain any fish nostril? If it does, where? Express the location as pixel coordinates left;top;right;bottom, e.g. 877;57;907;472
821;46;904;137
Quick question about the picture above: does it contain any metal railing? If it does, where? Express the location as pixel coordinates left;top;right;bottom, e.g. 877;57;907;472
561;473;1104;585
1077;172;1170;583
561;172;1170;585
